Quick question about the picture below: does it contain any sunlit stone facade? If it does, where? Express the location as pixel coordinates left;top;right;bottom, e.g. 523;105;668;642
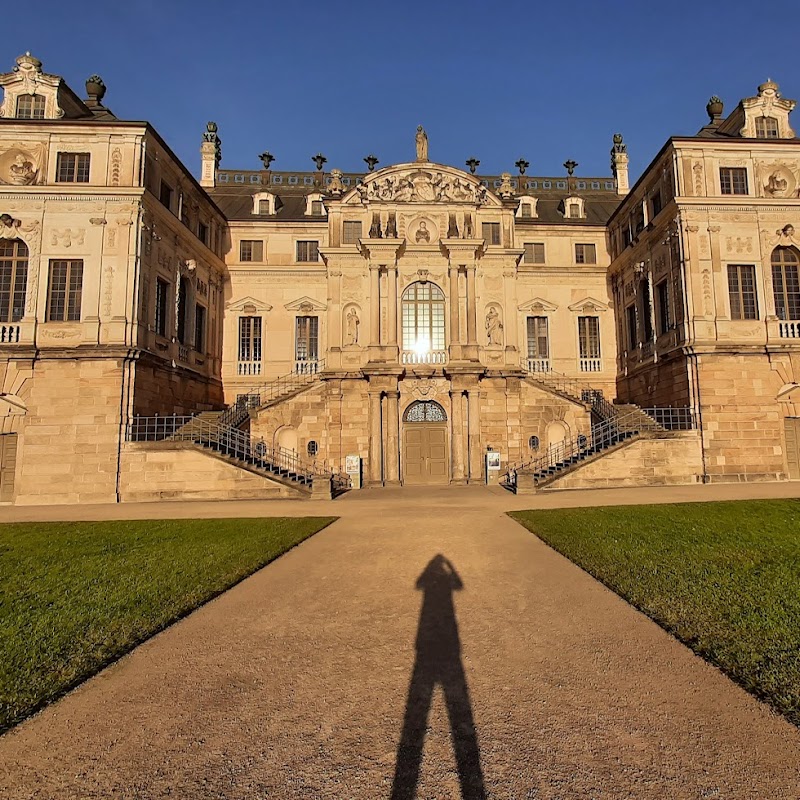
0;53;798;503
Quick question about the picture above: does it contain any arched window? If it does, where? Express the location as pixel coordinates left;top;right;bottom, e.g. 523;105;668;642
16;94;45;119
0;239;29;322
772;247;800;321
401;281;445;363
403;401;447;423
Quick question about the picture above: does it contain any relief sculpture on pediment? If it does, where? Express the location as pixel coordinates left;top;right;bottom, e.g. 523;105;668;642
354;168;489;205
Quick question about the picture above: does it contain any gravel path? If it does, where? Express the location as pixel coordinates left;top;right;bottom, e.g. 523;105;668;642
1;485;799;798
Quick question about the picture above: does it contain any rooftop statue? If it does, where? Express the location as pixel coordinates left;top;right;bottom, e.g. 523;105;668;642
415;126;428;162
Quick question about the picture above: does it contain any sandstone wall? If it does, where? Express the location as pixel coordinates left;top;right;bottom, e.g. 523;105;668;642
133;354;224;417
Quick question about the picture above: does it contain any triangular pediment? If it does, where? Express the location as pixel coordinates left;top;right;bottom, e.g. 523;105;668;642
226;296;273;313
341;162;502;207
284;295;327;312
568;296;608;313
518;297;558;313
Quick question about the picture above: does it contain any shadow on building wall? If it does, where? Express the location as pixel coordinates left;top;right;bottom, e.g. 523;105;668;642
391;554;486;799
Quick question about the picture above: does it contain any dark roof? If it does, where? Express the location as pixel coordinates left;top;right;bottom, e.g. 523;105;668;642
210;169;621;224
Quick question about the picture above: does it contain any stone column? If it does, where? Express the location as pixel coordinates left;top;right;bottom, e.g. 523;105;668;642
450;388;466;484
449;266;461;344
467;388;482;483
385;390;400;484
369;264;381;346
368;390;383;485
387;267;398;347
466;265;477;344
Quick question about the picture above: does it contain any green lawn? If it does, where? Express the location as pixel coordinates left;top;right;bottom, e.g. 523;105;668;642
510;500;800;726
0;516;335;732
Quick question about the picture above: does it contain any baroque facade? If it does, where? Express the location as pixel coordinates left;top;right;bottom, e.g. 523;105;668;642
0;52;797;504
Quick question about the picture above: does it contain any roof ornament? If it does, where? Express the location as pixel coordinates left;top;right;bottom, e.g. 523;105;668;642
497;172;515;200
203;122;221;167
706;96;724;123
312;153;327;171
563;159;578;177
14;52;42;73
465;156;480;174
328;168;345;197
515;158;529;175
258;150;274;169
415;126;428;162
364;154;379;172
611;133;626;153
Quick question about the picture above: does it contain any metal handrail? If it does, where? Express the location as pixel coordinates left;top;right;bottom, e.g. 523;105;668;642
219;359;327;428
505;406;696;487
521;359;616;420
126;413;350;491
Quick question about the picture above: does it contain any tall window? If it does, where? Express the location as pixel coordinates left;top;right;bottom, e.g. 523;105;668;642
194;304;206;352
296;240;319;262
47;260;83;322
656;279;670;335
159;180;173;210
720;167;748;195
176;276;188;344
0;240;28;323
295;316;319;362
651;190;662;218
258;199;272;214
639;279;653;341
55;153;90;183
575;243;596;264
526;316;549;360
342;221;362;244
756;117;779;138
578;316;601;361
310;200;324;215
626;305;637;348
727;264;758;320
772;247;800;321
519;202;533;218
16;94;45;119
482;222;501;245
154;277;169;336
238;316;263;363
198;222;208;245
240;240;263;262
523;243;545;264
402;282;445;354
568;202;581;219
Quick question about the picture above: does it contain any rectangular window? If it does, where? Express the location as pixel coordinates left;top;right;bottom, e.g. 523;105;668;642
519;203;533;218
755;117;779;138
773;258;800;321
47;260;83;322
0;240;28;323
295;315;319;361
568;202;581;219
310;200;324;215
198;222;208;245
627;305;638;348
155;277;169;336
522;242;545;264
482;222;501;245
526;316;549;359
16;94;46;119
578;316;601;358
296;240;319;262
656;279;670;335
575;243;596;264
194;304;206;352
720;167;748;195
651;190;662;218
159;180;173;210
55;153;90;183
258;199;271;214
342;221;362;244
238;316;263;363
240;240;263;262
727;264;758;320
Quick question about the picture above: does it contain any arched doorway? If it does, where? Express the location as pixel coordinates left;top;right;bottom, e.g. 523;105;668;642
545;420;569;450
402;400;449;484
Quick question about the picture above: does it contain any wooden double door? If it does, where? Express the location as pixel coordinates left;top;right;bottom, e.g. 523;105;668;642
403;424;449;484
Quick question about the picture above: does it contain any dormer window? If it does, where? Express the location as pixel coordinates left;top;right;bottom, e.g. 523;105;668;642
15;94;45;119
304;193;326;217
563;196;585;219
311;200;323;216
252;191;278;215
756;116;779;138
515;195;538;219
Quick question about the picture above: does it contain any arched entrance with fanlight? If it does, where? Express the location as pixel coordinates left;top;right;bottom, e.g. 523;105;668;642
402;400;449;484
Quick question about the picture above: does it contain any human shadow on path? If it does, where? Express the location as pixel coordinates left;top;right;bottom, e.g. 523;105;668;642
390;554;486;799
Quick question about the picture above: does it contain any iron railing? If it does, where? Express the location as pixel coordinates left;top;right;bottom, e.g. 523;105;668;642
504;406;696;488
220;359;327;428
521;360;616;420
126;413;350;493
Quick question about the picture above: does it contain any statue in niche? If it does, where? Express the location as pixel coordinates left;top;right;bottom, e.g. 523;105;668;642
463;211;473;238
415;221;431;243
486;306;503;346
415;125;429;162
345;308;360;345
8;153;36;185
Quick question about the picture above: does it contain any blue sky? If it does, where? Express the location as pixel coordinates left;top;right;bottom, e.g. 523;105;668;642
6;0;799;182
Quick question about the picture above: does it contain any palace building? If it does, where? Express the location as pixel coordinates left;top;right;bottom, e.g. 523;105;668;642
0;52;798;504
